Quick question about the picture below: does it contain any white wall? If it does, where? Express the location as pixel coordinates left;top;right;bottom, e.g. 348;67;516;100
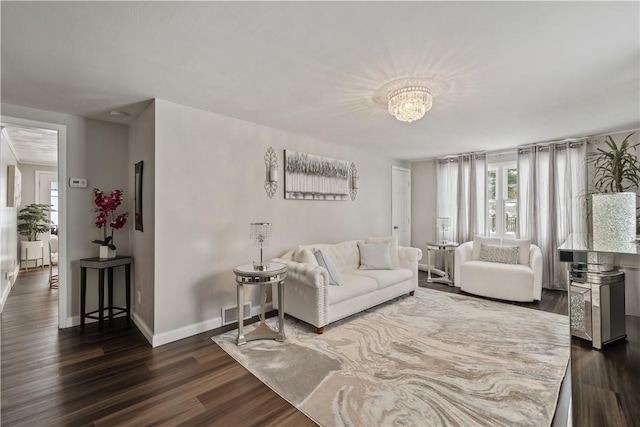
129;100;156;339
152;99;408;343
587;131;640;316
0;133;19;310
1;103;130;325
410;160;437;265
17;163;57;206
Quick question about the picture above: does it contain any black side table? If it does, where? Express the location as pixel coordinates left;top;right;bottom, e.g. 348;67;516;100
80;256;132;331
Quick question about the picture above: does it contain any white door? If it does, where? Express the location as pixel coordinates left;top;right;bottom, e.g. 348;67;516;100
36;171;58;265
391;166;411;247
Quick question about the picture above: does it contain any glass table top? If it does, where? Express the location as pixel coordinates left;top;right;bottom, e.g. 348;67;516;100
558;233;640;256
234;262;287;276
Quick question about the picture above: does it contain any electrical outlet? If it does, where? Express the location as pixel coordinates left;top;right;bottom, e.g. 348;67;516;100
137;291;142;305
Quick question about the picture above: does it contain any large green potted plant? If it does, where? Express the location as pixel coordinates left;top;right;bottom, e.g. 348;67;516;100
587;132;639;242
17;203;52;267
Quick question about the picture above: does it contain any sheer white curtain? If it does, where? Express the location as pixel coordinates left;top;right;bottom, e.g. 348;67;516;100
436;154;487;244
518;141;587;290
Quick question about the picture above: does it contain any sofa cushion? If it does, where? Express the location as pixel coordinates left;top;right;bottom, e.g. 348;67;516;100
358;241;393;270
500;238;531;265
478;244;519;265
350;268;413;290
294;246;318;265
313;249;343;286
327;273;378;305
365;236;400;268
472;236;502;260
307;241;360;272
460;260;535;302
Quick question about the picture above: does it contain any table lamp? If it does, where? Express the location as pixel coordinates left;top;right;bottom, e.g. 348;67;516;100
250;222;272;271
436;217;451;244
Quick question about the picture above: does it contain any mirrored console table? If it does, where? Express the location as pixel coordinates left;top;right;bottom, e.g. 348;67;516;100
559;234;640;349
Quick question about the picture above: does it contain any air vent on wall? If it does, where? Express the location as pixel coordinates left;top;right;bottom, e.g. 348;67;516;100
222;302;252;326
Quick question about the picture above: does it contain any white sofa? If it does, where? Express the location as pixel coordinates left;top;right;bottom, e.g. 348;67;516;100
454;238;543;302
271;239;422;333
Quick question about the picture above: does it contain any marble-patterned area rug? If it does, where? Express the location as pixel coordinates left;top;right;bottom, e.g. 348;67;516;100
212;288;569;427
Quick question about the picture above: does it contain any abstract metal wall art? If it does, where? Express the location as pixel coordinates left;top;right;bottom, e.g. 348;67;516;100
284;150;349;200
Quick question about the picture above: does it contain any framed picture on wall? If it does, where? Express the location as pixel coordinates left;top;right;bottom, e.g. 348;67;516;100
7;165;21;207
284;150;349;200
135;161;143;231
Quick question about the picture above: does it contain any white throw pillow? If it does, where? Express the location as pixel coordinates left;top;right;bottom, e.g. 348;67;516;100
358;241;394;270
472;235;502;260
478;244;519;265
365;236;399;268
501;238;531;265
313;248;343;286
294;246;318;266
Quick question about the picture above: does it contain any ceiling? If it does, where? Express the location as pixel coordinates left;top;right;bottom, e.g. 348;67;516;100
1;1;638;160
0;124;57;166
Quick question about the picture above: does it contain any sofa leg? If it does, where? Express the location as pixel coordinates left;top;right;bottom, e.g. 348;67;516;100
316;327;324;334
409;291;415;296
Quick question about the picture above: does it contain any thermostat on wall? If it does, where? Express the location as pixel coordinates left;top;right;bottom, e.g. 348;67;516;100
69;178;88;188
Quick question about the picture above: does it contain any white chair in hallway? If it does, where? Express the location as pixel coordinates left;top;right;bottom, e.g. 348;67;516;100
48;235;58;289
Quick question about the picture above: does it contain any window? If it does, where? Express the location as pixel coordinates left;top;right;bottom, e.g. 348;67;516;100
488;162;517;237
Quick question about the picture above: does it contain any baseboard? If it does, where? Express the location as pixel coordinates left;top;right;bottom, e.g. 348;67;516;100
0;280;10;313
0;266;21;313
151;302;273;347
133;312;154;345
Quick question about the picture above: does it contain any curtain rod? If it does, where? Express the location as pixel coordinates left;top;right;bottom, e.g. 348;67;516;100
415;127;640;163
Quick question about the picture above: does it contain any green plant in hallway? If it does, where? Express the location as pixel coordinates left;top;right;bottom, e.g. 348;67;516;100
17;203;52;241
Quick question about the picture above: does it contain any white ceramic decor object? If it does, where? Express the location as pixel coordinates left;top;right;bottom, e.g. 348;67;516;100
100;245;116;259
592;193;636;247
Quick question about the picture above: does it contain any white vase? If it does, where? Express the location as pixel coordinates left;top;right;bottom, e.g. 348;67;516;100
99;245;116;259
592;192;636;248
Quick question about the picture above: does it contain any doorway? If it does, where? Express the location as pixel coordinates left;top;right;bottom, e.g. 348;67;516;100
1;116;67;328
391;166;411;247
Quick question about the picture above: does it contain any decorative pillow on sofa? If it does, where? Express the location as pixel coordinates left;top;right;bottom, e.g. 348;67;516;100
501;238;531;265
358;241;394;270
294;246;319;266
313;248;343;286
478;244;519;265
472;235;502;260
365;236;399;268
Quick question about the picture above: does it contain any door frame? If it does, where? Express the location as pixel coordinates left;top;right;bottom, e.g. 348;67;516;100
2;115;68;328
391;165;411;246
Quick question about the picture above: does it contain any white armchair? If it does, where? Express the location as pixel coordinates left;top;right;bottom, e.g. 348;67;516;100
454;238;542;302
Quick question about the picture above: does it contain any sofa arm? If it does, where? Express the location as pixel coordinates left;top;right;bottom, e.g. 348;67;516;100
454;241;473;287
398;246;423;286
529;245;543;301
270;258;329;289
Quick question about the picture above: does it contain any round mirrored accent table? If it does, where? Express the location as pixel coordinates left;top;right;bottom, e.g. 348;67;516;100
234;262;287;345
426;241;459;286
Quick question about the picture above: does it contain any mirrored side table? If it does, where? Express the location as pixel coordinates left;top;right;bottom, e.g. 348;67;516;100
234;262;287;345
426;241;459;286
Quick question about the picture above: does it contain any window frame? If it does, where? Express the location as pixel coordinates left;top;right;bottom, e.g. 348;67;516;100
487;161;518;238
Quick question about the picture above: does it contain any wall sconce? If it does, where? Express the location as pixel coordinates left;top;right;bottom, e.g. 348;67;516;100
349;162;359;201
264;147;278;198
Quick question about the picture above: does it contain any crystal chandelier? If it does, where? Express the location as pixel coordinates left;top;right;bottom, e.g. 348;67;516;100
388;86;432;123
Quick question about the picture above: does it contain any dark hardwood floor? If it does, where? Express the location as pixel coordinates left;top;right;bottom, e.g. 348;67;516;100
1;269;314;426
1;269;638;426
